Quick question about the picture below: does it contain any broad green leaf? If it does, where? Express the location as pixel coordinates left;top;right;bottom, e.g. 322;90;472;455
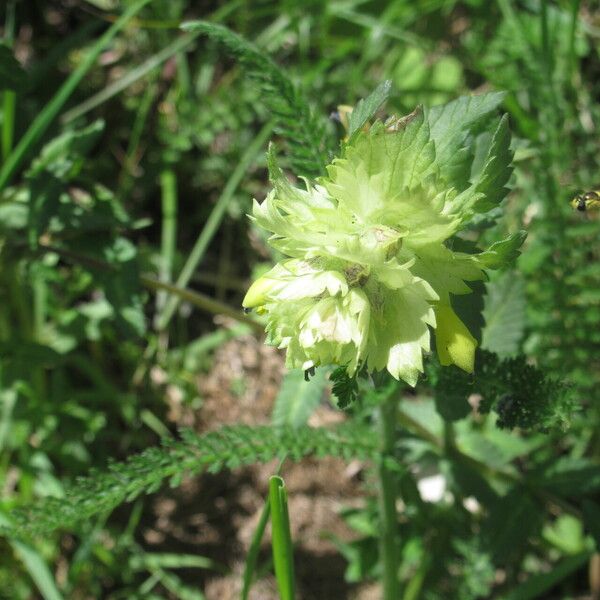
542;514;586;555
347;80;392;140
452;279;485;343
426;92;505;181
26;121;106;245
272;368;328;428
481;271;526;357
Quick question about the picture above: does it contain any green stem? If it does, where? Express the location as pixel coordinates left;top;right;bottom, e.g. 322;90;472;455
31;242;264;332
155;169;178;324
377;388;400;600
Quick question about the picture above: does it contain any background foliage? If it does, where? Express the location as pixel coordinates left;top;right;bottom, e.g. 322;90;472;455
1;0;599;598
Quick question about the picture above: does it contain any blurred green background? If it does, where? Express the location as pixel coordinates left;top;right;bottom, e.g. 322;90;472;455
1;0;600;598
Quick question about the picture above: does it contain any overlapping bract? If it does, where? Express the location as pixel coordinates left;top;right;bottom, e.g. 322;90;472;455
244;96;524;385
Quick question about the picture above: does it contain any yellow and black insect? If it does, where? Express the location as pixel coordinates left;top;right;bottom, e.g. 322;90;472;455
571;190;600;212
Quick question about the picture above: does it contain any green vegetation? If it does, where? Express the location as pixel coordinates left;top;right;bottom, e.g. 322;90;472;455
1;1;599;598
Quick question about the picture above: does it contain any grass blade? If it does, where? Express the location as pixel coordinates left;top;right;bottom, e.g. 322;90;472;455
0;0;152;192
155;169;178;322
60;32;198;124
12;539;64;600
241;496;271;600
156;119;274;330
269;476;295;600
347;80;392;140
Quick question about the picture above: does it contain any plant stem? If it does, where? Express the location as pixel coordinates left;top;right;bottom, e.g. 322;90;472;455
377;387;400;600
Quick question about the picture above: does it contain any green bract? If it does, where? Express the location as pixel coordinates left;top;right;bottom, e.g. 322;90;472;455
244;94;525;386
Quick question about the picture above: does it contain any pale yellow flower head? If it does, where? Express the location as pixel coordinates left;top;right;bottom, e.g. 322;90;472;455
245;97;524;385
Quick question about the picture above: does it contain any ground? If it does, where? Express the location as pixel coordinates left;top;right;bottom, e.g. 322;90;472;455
141;332;381;599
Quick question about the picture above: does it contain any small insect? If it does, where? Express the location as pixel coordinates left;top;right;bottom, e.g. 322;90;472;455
571;190;600;212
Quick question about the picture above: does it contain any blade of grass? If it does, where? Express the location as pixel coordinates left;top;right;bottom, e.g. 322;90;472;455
0;388;17;452
60;32;198;124
242;496;271;600
241;459;286;599
2;91;15;162
61;0;244;125
131;552;227;573
269;476;295;600
0;0;152;192
151;567;206;600
156;119;274;330
567;0;582;84
155;169;178;323
31;242;263;332
117;79;156;200
12;539;64;600
2;0;17;163
141;276;263;333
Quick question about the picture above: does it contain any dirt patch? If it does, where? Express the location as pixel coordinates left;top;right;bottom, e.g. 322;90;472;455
143;333;380;599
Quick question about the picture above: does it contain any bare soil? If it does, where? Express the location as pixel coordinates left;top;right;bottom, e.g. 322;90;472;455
142;333;380;599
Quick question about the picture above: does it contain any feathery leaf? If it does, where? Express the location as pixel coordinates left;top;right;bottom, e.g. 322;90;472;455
181;21;330;178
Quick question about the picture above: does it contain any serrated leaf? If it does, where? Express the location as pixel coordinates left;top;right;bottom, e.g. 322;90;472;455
26;121;106;245
471;115;513;209
478;231;527;269
0;44;27;92
10;423;378;537
426;92;505;180
80;235;146;337
481;271;526;357
272;368;328;428
347;80;392;140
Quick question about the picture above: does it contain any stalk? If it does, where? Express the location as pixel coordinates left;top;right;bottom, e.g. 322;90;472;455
377;385;400;600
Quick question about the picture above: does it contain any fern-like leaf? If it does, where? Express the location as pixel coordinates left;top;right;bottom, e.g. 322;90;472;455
9;423;377;538
427;350;573;430
181;21;330;178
